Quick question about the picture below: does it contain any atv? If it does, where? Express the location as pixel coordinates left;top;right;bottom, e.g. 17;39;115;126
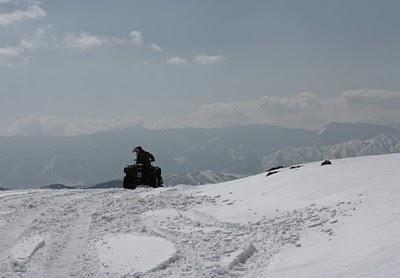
123;163;163;189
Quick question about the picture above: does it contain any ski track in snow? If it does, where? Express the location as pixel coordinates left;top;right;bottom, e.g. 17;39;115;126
0;185;359;277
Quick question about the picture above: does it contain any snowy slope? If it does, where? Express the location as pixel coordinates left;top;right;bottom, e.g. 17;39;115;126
263;132;400;169
0;153;400;277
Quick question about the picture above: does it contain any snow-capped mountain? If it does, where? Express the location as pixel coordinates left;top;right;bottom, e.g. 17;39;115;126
163;170;244;186
1;153;400;277
0;122;395;189
263;133;400;169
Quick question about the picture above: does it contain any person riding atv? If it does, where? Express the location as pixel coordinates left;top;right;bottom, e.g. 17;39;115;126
123;146;163;189
133;146;155;168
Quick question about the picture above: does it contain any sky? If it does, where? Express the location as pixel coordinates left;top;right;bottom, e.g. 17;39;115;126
1;0;400;135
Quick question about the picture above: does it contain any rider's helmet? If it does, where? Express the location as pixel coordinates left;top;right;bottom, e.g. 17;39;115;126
132;146;143;153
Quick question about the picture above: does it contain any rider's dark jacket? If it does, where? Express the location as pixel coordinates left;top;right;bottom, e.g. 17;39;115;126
136;149;155;168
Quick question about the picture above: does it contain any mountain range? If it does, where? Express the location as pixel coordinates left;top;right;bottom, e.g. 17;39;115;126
0;122;396;189
263;133;400;169
163;170;244;186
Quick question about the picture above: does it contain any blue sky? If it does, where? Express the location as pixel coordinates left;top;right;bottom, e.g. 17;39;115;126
1;0;400;135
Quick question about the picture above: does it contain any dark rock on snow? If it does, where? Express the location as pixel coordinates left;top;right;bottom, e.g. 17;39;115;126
321;160;332;166
267;166;285;172
266;171;279;177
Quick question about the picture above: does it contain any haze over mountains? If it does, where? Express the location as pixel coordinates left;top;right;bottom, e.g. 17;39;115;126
0;122;397;189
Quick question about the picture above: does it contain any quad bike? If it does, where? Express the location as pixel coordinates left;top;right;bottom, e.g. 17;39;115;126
123;162;163;189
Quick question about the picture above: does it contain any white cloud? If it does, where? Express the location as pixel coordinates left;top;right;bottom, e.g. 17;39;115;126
187;101;253;127
341;89;400;109
0;4;46;26
63;32;106;50
19;27;48;50
62;30;164;54
185;93;325;129
4;89;400;136
150;43;163;53
183;89;400;129
0;46;20;58
194;54;226;65
257;93;322;114
0;46;21;65
0;115;148;136
1;28;166;64
166;56;188;65
0;27;48;64
338;89;400;124
129;31;143;47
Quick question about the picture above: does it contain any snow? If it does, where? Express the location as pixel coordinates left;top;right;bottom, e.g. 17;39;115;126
11;235;45;264
0;153;400;276
0;189;34;198
197;153;400;277
96;233;176;276
227;242;257;269
317;126;327;136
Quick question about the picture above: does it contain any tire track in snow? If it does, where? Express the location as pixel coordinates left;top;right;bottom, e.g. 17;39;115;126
0;188;360;277
141;199;359;277
29;190;109;277
48;203;99;277
142;207;256;276
0;190;106;277
0;191;76;263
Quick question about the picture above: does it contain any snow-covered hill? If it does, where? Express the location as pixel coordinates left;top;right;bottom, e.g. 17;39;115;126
1;153;400;277
263;133;400;169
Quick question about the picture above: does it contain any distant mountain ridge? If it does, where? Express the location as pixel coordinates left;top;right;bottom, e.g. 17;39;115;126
263;133;400;169
0;122;395;189
88;180;122;189
40;184;75;190
164;170;244;186
86;170;244;189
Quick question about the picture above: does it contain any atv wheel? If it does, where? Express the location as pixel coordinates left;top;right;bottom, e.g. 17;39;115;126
123;176;136;189
156;176;163;188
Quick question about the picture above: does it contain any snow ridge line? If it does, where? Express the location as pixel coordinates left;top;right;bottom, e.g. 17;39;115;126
228;242;257;269
149;253;180;272
48;203;100;277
